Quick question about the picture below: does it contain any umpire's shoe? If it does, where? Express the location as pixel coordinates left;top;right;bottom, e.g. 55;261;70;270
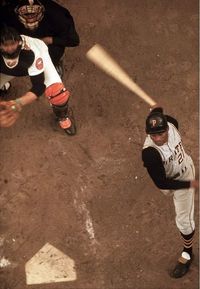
170;252;193;278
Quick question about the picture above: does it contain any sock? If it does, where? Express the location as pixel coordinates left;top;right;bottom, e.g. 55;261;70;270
180;230;195;258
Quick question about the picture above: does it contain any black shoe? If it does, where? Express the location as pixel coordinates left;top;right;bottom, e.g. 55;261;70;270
65;120;76;136
170;255;193;278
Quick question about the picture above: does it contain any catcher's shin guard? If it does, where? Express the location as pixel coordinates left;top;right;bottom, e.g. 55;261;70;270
45;83;76;135
52;103;76;136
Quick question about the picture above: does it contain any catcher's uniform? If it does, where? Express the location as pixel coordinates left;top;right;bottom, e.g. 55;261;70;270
0;34;75;134
142;120;195;235
0;34;61;92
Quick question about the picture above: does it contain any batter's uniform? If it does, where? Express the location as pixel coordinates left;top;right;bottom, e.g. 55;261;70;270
142;107;196;278
143;121;195;234
0;34;75;135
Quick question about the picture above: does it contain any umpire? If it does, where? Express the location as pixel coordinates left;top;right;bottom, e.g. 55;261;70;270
142;106;199;278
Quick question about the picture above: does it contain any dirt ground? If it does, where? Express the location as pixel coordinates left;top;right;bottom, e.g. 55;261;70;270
0;0;199;289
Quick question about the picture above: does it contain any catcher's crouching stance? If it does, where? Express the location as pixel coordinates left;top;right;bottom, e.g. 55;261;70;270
0;25;76;135
45;83;76;135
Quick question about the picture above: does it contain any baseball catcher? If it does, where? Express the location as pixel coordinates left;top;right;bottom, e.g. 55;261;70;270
142;106;199;278
0;25;76;135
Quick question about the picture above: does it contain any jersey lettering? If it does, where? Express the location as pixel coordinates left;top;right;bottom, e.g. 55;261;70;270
178;152;184;164
165;142;185;164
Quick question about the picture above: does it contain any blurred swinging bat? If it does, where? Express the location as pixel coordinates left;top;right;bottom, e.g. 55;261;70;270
86;44;156;107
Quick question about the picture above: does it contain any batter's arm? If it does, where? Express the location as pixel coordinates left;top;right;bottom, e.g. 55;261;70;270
165;115;178;129
142;147;191;190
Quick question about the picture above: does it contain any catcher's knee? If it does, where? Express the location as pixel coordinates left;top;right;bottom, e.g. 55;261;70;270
45;83;70;106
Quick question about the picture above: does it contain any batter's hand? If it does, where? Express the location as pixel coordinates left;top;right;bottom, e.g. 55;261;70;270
149;104;163;113
0;100;21;127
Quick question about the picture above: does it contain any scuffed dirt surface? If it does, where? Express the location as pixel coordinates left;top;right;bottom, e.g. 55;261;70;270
0;1;198;289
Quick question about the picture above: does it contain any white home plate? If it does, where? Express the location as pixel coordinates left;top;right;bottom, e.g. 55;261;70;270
25;243;77;285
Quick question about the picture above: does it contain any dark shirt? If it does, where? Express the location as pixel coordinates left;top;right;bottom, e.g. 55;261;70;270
142;108;191;190
0;50;35;76
0;0;80;47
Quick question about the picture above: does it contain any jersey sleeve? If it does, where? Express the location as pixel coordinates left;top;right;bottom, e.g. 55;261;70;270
46;3;80;47
142;147;190;190
26;37;50;76
166;115;179;129
28;55;45;76
26;38;48;95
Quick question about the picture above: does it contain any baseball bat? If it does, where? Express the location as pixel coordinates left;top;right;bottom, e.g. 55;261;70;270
86;44;156;106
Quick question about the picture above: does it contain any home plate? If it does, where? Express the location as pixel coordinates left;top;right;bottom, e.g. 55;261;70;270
25;243;77;285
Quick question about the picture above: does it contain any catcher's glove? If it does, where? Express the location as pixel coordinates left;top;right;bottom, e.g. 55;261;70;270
0;99;22;128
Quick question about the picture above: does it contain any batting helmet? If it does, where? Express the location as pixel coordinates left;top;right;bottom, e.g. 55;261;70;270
145;112;168;134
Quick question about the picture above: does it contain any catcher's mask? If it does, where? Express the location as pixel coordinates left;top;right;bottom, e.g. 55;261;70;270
15;0;45;30
0;25;23;67
145;112;168;135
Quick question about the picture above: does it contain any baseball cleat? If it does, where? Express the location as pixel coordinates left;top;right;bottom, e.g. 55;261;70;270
58;107;76;136
170;255;193;278
59;117;76;136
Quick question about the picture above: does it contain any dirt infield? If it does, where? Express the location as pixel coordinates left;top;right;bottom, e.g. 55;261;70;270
0;0;199;288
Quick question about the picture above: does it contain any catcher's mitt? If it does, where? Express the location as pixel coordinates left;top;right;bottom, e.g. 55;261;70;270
0;100;22;128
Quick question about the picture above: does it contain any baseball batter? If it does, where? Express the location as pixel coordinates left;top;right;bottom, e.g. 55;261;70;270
0;25;76;135
142;106;199;278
